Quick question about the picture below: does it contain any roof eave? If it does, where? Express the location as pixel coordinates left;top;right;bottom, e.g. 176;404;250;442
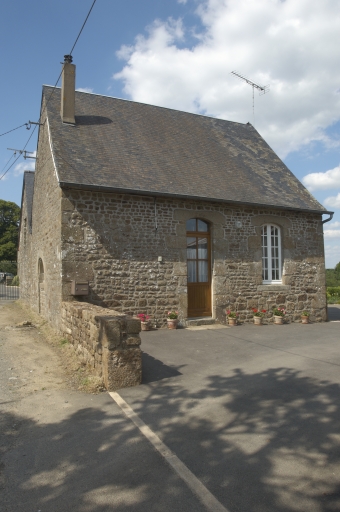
59;181;331;216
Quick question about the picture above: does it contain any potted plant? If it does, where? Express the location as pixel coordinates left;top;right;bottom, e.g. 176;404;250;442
167;311;179;329
252;308;266;325
226;310;238;326
136;313;152;331
272;307;285;325
301;311;310;324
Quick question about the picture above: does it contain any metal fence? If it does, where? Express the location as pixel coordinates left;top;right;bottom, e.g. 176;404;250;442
0;283;20;300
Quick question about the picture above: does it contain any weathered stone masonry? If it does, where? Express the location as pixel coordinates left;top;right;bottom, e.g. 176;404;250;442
61;189;327;325
61;302;142;390
18;104;63;329
18;80;329;394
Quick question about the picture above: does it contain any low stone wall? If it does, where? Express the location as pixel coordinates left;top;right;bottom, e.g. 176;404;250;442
61;301;142;390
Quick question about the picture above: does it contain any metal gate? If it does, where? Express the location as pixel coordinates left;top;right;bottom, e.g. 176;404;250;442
0;283;20;300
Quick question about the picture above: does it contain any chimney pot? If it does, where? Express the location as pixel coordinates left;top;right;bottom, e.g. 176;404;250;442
64;54;73;64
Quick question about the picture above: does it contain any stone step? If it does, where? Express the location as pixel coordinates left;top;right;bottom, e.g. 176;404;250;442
185;317;216;327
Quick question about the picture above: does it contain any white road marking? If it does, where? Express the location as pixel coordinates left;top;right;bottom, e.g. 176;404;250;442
109;391;229;512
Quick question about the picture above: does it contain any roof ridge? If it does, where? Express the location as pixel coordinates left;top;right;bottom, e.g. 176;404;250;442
42;84;250;127
42;85;326;213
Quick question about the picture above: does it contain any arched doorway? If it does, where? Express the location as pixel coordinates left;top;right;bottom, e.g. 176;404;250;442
186;218;212;317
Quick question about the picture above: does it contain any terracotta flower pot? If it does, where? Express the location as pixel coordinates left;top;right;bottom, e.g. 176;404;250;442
253;316;263;325
301;315;309;324
167;319;178;330
274;315;283;325
141;321;152;331
228;317;237;326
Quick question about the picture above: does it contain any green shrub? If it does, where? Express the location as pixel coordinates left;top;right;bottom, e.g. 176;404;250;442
11;275;19;286
327;286;340;304
327;286;340;296
326;262;340;287
0;261;17;275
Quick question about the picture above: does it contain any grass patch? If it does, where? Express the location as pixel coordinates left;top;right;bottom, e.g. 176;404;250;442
15;300;105;393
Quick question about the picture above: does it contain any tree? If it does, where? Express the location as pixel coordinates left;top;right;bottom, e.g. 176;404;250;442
335;261;340;279
326;262;340;287
0;199;20;262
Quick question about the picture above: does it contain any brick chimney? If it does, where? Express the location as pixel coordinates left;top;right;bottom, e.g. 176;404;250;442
61;55;75;124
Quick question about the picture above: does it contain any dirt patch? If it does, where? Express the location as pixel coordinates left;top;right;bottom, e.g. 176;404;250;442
1;301;105;395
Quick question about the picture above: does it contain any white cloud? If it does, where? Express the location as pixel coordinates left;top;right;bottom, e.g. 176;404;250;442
324;193;340;209
76;87;94;93
324;229;340;239
302;166;340;192
13;151;36;177
324;244;340;268
327;221;340;229
114;0;340;159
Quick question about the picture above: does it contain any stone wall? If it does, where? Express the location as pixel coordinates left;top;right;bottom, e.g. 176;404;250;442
18;114;327;330
18;102;63;329
61;301;142;390
18;185;33;301
60;190;327;325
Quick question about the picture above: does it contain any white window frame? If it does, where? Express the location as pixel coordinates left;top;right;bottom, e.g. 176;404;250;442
261;224;282;284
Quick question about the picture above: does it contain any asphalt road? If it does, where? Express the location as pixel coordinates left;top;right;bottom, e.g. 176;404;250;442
0;303;206;512
1;302;340;511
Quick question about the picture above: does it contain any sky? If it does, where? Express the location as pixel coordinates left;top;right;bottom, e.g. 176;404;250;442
0;0;339;268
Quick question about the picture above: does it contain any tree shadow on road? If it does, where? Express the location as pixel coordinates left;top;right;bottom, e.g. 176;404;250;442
1;367;340;511
0;399;206;512
130;366;340;512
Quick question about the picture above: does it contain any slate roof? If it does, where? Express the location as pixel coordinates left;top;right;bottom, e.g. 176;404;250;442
43;86;327;213
21;171;35;233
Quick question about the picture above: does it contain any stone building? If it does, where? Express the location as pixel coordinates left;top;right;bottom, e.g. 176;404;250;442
18;57;332;331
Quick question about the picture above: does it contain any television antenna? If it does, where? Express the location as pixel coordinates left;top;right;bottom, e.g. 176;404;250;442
231;71;269;125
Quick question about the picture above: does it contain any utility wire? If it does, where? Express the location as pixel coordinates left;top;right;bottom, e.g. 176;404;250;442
0;128;36;181
0;123;29;137
0;0;97;182
69;0;97;55
0;152;15;176
42;0;97;118
0;153;23;182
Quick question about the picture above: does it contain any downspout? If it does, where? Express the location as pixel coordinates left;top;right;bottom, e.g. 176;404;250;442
154;197;158;232
322;212;334;224
321;211;334;322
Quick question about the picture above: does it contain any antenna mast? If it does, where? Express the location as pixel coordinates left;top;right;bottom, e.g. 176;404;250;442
231;71;269;125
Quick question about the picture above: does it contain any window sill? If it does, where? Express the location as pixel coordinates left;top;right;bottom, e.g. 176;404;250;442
257;284;291;292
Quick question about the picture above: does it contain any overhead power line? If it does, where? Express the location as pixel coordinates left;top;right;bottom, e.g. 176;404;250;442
43;0;98;114
0;120;43;138
0;153;16;177
0;123;30;137
0;0;98;182
0;128;36;181
69;0;97;56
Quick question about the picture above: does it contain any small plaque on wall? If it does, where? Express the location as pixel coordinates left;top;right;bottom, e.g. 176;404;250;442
71;281;89;295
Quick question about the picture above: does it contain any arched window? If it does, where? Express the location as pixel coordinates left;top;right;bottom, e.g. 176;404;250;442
23;218;27;245
38;258;44;283
261;224;282;283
